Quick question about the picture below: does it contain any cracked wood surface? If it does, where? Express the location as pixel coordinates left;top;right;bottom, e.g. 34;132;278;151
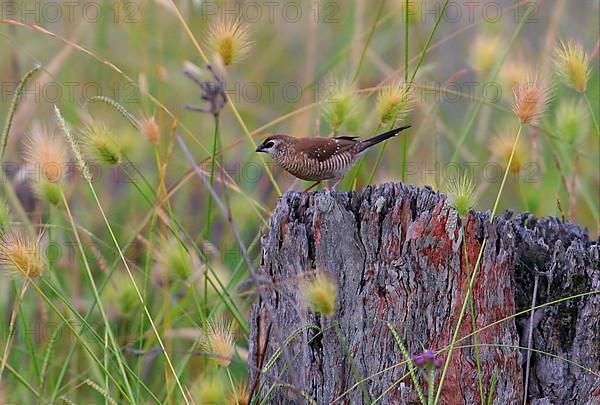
248;183;599;404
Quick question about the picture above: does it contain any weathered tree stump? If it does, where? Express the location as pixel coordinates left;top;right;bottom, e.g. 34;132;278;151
248;183;599;404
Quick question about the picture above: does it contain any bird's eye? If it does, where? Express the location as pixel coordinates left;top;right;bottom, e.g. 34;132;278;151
263;141;275;149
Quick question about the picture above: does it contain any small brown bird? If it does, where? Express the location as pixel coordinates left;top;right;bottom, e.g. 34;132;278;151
256;125;411;191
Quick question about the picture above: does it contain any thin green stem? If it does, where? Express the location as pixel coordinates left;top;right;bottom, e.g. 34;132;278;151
60;190;135;401
352;0;385;84
583;92;600;139
373;0;450;182
463;232;484;405
0;279;29;385
434;123;524;404
86;184;189;403
449;3;533;163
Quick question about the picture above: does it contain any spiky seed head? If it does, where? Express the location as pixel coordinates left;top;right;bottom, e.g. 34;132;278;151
227;379;250;405
25;127;68;183
302;272;337;317
203;318;235;367
553;41;591;93
156;236;196;281
445;174;475;217
0;200;10;234
511;77;552;125
24;128;69;205
322;80;358;133
490;126;529;174
54;106;92;183
139;114;160;145
81;122;123;166
0;231;45;279
376;81;413;126
470;34;502;74
500;59;530;93
193;372;226;404
555;98;590;145
206;17;253;66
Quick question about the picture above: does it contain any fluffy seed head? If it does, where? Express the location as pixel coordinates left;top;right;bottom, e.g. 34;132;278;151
376;81;413;125
81;122;123;166
0;231;45;279
139;114;160;145
470;34;502;74
203;318;235;367
445;174;475;217
25;128;68;183
553;40;591;93
322;80;358;133
490;126;529;174
193;372;226;404
156;236;196;281
555;98;589;145
500;58;530;94
227;380;250;405
206;17;253;66
54;106;92;183
511;77;552;125
302;272;337;317
24;128;69;205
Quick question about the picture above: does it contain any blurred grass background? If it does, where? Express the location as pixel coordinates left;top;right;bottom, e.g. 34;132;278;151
0;0;598;402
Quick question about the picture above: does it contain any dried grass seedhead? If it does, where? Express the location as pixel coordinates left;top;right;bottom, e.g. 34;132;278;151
470;34;502;74
0;231;45;279
81;121;123;166
490;126;529;174
376;81;413;126
139;114;160;145
553;40;591;93
203;318;235;367
25;128;68;183
193;371;226;404
302;271;337;317
555;98;589;145
511;77;552;125
322;80;358;134
156;236;197;281
206;17;253;66
445;173;475;218
500;58;530;92
227;379;250;405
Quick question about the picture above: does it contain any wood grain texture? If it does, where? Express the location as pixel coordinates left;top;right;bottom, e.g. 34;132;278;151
248;183;599;404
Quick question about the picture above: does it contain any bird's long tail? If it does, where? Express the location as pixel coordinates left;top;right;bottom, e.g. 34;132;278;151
357;125;411;153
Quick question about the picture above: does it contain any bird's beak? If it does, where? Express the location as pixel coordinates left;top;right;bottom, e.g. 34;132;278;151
255;143;265;153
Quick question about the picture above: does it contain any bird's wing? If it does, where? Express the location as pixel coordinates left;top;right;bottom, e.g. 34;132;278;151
302;137;357;160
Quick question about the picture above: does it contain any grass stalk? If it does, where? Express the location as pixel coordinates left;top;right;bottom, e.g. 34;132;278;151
583;92;600;139
434;123;524;403
60;190;135;401
0;279;29;385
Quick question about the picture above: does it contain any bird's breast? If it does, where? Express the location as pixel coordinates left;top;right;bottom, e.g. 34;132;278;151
275;151;355;181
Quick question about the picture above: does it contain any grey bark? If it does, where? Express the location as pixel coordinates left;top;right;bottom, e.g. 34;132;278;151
247;183;599;405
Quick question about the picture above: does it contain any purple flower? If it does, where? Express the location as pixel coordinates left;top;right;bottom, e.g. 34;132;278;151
412;349;441;369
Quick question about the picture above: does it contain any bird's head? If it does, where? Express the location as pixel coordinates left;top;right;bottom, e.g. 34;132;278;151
255;134;290;158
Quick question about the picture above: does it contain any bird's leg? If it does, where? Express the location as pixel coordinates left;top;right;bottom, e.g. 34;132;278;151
302;181;321;194
329;176;344;191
